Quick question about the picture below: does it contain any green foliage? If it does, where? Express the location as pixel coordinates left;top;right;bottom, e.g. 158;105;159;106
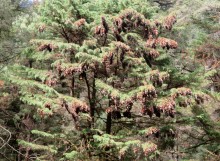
18;140;57;154
0;0;23;67
1;0;219;161
31;130;55;138
64;150;78;160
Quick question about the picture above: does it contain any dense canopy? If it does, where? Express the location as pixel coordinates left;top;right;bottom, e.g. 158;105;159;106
0;0;220;161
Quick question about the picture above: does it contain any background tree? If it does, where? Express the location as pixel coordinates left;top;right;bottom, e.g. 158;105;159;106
0;1;41;160
0;0;25;67
156;0;220;160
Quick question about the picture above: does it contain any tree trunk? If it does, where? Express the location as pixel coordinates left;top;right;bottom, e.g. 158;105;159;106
70;76;75;97
84;72;97;127
90;72;97;124
29;60;33;68
106;97;113;134
106;112;112;134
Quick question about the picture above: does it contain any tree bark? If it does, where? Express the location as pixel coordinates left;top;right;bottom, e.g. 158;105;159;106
84;72;97;127
106;97;113;134
90;73;97;125
70;76;75;97
106;112;112;134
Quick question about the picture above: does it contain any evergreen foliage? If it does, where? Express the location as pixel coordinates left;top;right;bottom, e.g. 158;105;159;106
0;0;219;161
0;0;23;67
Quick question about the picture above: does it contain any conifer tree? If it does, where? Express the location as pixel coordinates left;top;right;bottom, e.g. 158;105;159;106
4;0;210;160
0;0;22;66
157;1;220;160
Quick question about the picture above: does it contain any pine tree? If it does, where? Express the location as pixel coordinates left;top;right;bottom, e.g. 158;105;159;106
4;0;210;160
0;0;23;66
157;0;220;160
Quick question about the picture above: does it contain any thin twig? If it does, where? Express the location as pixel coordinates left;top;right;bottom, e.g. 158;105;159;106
0;125;34;161
0;125;12;149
